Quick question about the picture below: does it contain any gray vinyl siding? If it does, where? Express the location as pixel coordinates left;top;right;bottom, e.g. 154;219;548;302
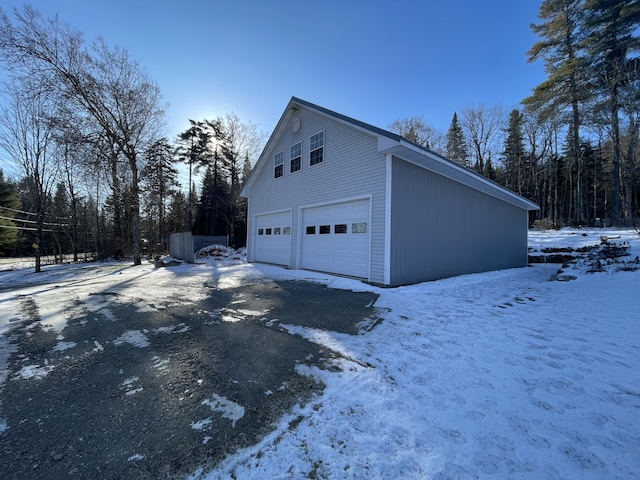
389;157;528;286
247;106;388;283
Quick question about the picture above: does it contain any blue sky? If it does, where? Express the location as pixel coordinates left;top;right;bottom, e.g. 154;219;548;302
2;0;546;156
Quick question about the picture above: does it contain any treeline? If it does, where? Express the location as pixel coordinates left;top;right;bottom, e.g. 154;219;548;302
1;2;638;270
0;6;263;269
390;0;639;228
0;114;261;262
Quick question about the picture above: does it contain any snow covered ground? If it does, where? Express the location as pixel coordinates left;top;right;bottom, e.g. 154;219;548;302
1;228;639;479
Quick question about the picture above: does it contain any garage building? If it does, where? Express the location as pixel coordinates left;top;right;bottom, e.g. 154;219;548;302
241;97;539;286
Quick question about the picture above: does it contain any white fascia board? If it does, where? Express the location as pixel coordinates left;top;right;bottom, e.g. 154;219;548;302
377;135;400;153
241;101;298;197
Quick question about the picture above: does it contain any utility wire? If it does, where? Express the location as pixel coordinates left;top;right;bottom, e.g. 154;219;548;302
0;214;69;227
0;214;37;224
0;224;53;232
0;205;37;216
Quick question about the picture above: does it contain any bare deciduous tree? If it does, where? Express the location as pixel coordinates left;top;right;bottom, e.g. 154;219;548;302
0;6;166;264
216;113;265;246
389;115;446;155
460;103;505;176
0;83;60;272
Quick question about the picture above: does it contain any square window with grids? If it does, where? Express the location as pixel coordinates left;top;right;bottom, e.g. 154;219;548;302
310;131;324;166
274;151;284;178
290;142;301;173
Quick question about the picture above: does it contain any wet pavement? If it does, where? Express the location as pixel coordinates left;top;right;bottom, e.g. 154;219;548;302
0;278;380;479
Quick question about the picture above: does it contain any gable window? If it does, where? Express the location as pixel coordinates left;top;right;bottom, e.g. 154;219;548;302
290;142;301;173
274;151;284;178
310;131;324;166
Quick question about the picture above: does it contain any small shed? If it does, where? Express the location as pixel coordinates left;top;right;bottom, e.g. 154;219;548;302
241;97;539;286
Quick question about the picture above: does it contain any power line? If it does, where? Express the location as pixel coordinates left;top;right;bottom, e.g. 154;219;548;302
0;215;69;227
0;214;37;224
0;224;53;232
0;205;37;216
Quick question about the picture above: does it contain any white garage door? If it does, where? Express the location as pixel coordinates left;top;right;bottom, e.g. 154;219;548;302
301;199;370;278
254;211;291;266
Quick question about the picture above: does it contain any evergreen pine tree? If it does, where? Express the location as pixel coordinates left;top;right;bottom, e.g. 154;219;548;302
193;166;230;236
445;112;470;167
143;138;178;252
503;109;527;195
51;182;72;258
582;0;640;225
525;0;589;223
166;191;189;234
0;169;20;255
176;120;211;228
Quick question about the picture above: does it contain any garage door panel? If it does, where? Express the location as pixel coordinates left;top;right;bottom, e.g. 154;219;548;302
301;199;370;279
254;212;291;266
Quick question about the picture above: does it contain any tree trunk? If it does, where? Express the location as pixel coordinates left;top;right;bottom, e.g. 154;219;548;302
127;148;142;265
569;62;583;224
110;152;123;256
624;114;638;223
71;194;79;262
34;229;42;273
34;203;44;273
609;87;621;225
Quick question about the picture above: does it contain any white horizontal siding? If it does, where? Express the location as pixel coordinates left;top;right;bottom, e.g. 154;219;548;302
247;106;387;283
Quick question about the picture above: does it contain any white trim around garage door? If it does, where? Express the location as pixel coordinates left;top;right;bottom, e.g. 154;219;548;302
253;209;292;266
297;196;372;280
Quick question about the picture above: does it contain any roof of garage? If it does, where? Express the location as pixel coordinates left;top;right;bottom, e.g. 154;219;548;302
242;97;539;212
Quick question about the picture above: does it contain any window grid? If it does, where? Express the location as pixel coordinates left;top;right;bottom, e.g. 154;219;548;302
310;132;323;150
310;132;324;166
274;151;284;178
290;142;302;173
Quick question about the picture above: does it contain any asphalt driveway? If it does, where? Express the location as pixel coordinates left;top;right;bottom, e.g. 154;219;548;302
0;276;380;479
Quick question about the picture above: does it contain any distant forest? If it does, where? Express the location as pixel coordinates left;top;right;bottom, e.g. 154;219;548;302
390;0;639;231
0;1;638;270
